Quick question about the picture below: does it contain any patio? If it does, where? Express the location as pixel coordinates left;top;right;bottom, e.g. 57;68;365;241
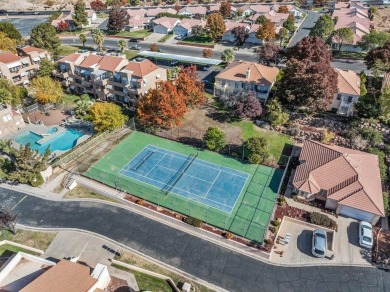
22;109;69;126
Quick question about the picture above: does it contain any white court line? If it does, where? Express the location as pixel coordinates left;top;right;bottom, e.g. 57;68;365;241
157;164;215;185
145;153;166;177
118;145;149;175
11;195;27;210
202;170;221;199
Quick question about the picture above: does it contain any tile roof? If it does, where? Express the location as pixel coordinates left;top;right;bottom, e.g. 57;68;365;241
224;20;249;31
249;4;272;13
152;16;179;29
127;15;149;27
123;59;160;77
79;54;103;68
334;20;370;44
20;260;97;292
19;46;45;54
382;72;390;90
336;69;361;96
58;52;83;63
208;5;220;12
293;140;385;216
215;60;279;86
0;51;22;64
249;23;259;34
127;8;147;17
177;18;206;30
273;4;295;12
332;7;369;18
147;8;177;17
263;10;290;24
179;6;207;15
97;55;126;71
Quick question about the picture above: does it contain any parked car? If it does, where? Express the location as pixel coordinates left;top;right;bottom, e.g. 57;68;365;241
170;60;179;66
359;221;373;248
312;229;327;258
157;48;162;52
131;45;141;50
202;66;211;71
0;10;7;14
128;38;140;43
175;35;184;40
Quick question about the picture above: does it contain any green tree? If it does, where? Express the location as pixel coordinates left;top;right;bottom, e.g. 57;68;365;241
0;80;26;106
360;127;383;146
309;14;334;39
379;86;390;122
75;99;91;117
360;71;367;97
38;58;55;77
0;22;22;42
277;27;289;45
79;33;87;50
367;147;388;182
89;102;128;132
221;48;234;63
332;27;354;51
203;127;226;151
30;23;61;52
91;29;105;51
256;15;267;25
73;0;89;29
266;99;289;127
0;89;12;105
117;39;127;52
244;137;269;164
283;15;295;32
206;13;226;41
358;30;390;51
129;0;141;5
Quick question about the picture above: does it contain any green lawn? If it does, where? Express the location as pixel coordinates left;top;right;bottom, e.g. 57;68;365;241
181;35;215;46
57;45;80;56
159;33;173;43
58;28;91;35
0;244;40;256
0;229;56;250
124;50;139;59
332;50;367;59
232;121;294;162
112;30;152;38
84;131;283;242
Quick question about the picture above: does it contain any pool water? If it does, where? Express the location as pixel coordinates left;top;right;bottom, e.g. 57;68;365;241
14;129;84;154
47;127;58;134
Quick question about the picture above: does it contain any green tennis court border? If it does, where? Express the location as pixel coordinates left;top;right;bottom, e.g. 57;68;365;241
83;131;284;242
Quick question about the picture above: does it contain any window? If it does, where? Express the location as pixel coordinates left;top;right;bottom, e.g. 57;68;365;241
336;94;341;100
221;80;226;86
235;82;240;88
347;96;353;102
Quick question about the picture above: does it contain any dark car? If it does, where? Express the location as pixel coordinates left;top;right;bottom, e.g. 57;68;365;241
0;10;7;14
128;38;140;43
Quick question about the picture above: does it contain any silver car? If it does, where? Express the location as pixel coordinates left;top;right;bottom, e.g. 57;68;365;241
359;221;373;248
312;229;327;258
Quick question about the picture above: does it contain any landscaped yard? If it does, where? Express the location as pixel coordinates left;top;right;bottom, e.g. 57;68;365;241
0;229;56;251
0;244;40;256
57;44;94;57
111;29;152;38
124;50;139;60
63;185;117;203
181;35;215;46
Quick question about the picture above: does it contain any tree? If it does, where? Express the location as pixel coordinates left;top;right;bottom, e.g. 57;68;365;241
244;137;269;164
176;65;206;108
106;0;127;6
91;29;105;51
256;19;276;41
90;102;128;132
75;99;91;117
278;5;289;13
91;0;107;11
203;127;226;151
256;15;267;25
38;58;55;77
206;13;226;41
309;14;334;39
277;27;289;45
0;22;22;42
203;48;213;58
360;127;383;146
129;0;140;5
0;207;17;234
365;41;390;69
0;80;26;106
368;148;388;182
278;58;338;112
117;39;127;52
332;27;354;51
379;86;390;122
231;26;248;46
359;30;390;51
29;76;63;104
79;33;87;49
232;91;262;119
107;5;129;31
175;2;181;12
73;0;88;29
221;48;235;63
236;8;243;17
287;36;332;63
30;23;61;52
219;2;231;18
0;89;13;105
57;20;69;32
192;25;204;37
267;99;289;127
137;81;187;128
150;43;158;52
257;43;281;65
360;71;367;97
0;32;16;53
283;14;295;32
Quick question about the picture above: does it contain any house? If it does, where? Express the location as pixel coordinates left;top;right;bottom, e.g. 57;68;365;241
293;140;385;224
178;6;207;17
152;17;181;34
332;7;369;19
53;51;90;87
222;21;250;42
173;18;205;36
51;9;96;30
272;4;304;18
17;46;51;63
246;24;262;44
0;105;25;138
125;15;150;31
127;8;147;18
247;4;271;15
146;7;177;18
330;69;361;116
214;61;279;101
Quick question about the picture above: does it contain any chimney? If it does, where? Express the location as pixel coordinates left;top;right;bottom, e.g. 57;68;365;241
246;67;251;79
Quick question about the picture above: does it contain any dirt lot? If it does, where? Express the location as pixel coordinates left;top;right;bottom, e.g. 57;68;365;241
374;8;390;32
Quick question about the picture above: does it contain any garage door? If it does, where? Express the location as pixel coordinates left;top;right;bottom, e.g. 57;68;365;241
154;25;167;34
339;206;374;222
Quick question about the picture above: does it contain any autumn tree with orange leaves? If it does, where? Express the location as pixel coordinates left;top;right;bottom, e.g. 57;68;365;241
137;81;187;128
256;19;276;41
176;65;206;108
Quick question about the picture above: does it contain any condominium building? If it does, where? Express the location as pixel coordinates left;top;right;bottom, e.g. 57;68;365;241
54;52;167;107
0;46;50;86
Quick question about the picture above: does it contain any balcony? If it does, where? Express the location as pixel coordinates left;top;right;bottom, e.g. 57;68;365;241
53;70;69;78
108;87;127;97
107;79;124;87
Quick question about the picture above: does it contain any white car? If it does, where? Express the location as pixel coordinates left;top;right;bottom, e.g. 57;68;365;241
312;229;327;258
359;221;373;248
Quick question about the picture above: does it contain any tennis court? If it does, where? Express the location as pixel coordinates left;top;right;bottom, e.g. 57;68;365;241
119;145;249;213
84;132;284;242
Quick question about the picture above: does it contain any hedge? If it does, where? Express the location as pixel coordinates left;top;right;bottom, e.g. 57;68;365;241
184;217;203;228
310;212;336;229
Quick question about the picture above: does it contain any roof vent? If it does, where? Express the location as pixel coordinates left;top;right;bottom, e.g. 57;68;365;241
246;67;251;79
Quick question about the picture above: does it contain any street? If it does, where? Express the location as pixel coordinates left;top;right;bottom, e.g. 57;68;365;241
288;11;320;48
1;187;389;292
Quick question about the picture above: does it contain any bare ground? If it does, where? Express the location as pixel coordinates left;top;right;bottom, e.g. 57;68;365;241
374;8;390;32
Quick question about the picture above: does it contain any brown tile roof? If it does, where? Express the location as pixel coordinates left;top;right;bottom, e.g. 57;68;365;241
332;7;369;18
0;51;22;64
19;46;45;54
336;69;361;96
127;8;147;17
128;15;149;27
224;21;249;31
177;18;206;30
79;54;103;68
250;4;272;13
215;61;279;86
97;55;126;72
58;53;82;63
147;8;177;17
20;260;97;292
123;59;160;77
152;16;179;29
179;6;207;15
293;140;385;216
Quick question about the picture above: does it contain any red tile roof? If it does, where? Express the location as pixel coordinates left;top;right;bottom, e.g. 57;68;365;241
19;46;45;54
97;55;126;71
0;51;22;64
123;59;160;77
79;54;103;68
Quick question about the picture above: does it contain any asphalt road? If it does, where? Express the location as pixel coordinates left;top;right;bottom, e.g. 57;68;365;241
2;187;389;292
288;11;320;48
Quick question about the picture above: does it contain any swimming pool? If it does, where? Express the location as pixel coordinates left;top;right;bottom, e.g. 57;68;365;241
14;129;85;154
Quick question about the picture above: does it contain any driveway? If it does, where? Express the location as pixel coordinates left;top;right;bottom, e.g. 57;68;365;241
145;32;165;43
288;11;320;47
2;187;389;292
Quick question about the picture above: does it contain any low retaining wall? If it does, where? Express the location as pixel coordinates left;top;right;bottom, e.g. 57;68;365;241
0;240;45;254
177;41;215;49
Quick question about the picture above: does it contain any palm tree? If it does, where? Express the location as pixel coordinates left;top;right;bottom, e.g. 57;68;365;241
75;99;91;116
91;29;105;51
79;33;87;50
117;40;127;52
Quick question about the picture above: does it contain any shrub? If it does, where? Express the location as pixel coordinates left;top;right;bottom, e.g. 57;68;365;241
321;129;335;144
279;195;286;204
273;220;281;227
29;173;44;187
310;212;336;229
269;226;278;234
383;192;390;216
184;216;203;228
136;199;144;205
264;238;273;245
224;232;233;239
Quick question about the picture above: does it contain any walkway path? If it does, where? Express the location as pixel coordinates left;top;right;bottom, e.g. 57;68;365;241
1;187;389;292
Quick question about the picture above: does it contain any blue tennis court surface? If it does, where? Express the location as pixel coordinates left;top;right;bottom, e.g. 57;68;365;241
119;145;249;213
